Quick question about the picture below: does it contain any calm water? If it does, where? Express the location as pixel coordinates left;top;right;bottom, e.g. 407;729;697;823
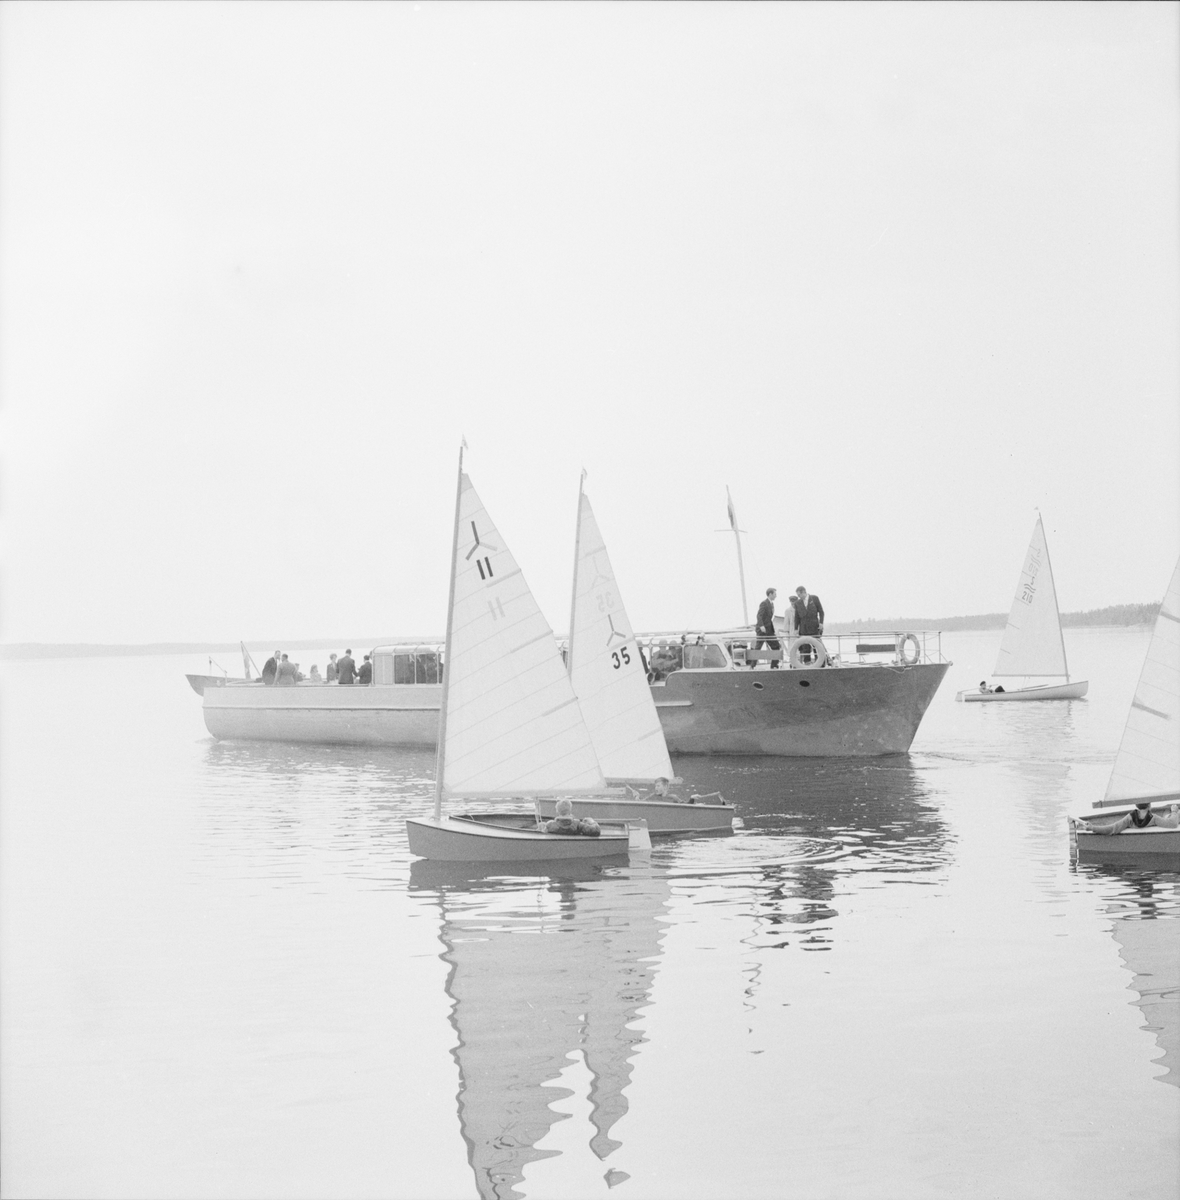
2;628;1178;1199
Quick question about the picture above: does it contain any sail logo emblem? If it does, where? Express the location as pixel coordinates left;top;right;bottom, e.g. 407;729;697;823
1020;548;1042;605
466;520;499;581
604;614;628;646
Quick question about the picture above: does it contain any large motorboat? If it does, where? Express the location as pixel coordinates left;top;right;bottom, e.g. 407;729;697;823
193;626;949;756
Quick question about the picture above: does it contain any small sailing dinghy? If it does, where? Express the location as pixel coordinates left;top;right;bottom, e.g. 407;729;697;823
1072;556;1180;863
405;451;650;863
536;476;735;835
957;515;1088;702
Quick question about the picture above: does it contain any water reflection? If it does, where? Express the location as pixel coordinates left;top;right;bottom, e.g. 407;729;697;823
411;863;670;1199
1071;862;1180;1089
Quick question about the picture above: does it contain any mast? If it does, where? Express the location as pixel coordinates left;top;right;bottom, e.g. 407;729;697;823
566;469;587;678
433;442;466;820
1038;513;1071;683
726;486;749;625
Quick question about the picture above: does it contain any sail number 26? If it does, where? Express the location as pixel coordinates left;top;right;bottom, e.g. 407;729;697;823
611;647;631;670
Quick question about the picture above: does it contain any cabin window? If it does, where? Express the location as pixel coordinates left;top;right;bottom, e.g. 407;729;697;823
394;653;417;685
684;644;727;669
415;653;440;684
373;652;395;685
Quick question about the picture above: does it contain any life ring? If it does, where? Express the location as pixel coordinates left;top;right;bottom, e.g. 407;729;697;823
897;633;921;666
790;637;828;669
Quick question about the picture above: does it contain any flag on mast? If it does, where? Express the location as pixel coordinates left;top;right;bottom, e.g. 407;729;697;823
726;487;738;532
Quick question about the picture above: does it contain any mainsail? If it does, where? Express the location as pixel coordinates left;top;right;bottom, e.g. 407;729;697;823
994;516;1070;678
568;483;673;781
439;471;606;798
1104;556;1180;804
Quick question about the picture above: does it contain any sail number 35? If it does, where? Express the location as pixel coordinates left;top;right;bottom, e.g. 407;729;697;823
610;647;631;670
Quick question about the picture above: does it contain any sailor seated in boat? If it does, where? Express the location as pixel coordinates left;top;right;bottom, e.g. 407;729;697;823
1073;800;1180;835
541;798;601;837
627;777;690;804
978;681;1005;694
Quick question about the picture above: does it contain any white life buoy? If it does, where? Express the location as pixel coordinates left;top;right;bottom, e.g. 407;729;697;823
897;633;921;666
790;637;828;669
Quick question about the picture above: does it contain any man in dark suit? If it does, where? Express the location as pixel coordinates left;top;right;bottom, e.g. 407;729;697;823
337;649;358;685
753;587;780;668
791;587;824;637
261;650;280;686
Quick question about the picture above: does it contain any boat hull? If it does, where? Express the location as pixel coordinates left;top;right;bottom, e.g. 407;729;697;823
534;796;734;833
1074;826;1180;863
199;661;949;756
654;662;950;755
202;683;440;746
405;814;632;862
958;681;1089;702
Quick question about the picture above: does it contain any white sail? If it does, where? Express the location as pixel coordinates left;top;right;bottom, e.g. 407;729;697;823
1104;556;1180;804
440;472;606;798
993;516;1070;678
568;487;673;781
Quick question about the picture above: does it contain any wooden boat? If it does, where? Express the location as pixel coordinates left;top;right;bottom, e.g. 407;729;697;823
535;476;734;835
405;450;649;863
1072;555;1180;865
957;515;1088;702
186;643;260;695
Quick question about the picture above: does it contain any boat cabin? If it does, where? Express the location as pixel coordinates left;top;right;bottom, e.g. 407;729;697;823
371;644;444;686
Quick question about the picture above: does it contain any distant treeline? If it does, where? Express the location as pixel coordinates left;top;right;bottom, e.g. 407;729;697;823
830;601;1160;634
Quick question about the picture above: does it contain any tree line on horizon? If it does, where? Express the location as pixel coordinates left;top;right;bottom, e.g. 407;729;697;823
832;601;1160;634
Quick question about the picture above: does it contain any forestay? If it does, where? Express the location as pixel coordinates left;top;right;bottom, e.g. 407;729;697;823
1104;556;1180;804
568;485;673;780
994;516;1070;678
440;473;606;797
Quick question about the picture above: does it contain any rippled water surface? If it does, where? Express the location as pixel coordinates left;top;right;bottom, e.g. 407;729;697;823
2;628;1178;1198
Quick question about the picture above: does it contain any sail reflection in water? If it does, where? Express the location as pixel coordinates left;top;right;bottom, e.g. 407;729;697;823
411;863;671;1199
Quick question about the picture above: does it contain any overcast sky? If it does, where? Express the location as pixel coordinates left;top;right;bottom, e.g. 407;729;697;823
1;1;1177;644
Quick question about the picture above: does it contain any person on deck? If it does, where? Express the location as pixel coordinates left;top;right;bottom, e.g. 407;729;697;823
261;651;280;686
358;654;373;685
753;587;780;669
326;653;339;683
1073;801;1180;836
337;649;357;685
275;653;298;686
308;664;322;682
790;586;825;637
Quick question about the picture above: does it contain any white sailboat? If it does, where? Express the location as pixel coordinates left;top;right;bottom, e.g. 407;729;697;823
536;476;734;834
1073;556;1180;861
405;451;650;863
957;515;1088;702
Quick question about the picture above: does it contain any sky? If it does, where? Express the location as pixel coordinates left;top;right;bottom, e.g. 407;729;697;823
1;1;1177;645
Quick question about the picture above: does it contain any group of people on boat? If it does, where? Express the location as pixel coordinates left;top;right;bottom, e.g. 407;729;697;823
259;649;373;686
753;585;825;668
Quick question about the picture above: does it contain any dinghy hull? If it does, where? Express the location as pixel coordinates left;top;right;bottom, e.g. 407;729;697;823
534;796;734;834
405;814;633;862
1073;826;1180;863
958;680;1089;702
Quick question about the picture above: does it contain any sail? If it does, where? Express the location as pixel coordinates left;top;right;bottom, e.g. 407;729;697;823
1104;556;1180;804
993;516;1070;677
441;473;606;797
568;489;673;781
